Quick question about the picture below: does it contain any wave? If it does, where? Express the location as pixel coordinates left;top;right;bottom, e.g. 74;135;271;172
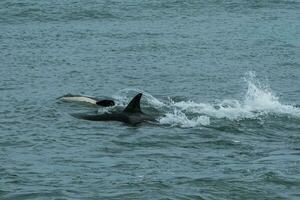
0;2;116;24
171;72;299;119
112;88;166;109
112;72;300;128
159;109;210;128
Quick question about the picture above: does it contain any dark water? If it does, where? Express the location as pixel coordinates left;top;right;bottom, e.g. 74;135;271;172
1;0;300;199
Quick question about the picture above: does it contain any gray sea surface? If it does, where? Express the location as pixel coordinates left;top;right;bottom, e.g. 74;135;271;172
1;0;300;199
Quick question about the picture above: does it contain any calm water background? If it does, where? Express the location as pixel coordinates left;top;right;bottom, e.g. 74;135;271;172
1;0;300;199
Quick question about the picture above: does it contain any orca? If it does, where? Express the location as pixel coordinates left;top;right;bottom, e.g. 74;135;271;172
71;93;156;125
58;94;115;107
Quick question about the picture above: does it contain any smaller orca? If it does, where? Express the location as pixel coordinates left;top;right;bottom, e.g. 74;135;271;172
71;93;156;125
58;94;115;107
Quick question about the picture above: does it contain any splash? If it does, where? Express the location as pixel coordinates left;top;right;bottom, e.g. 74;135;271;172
159;109;210;128
104;72;300;128
243;72;299;116
112;88;166;108
169;71;300;123
111;88;211;128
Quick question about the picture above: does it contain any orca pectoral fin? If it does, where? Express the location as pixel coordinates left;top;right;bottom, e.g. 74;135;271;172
96;99;115;107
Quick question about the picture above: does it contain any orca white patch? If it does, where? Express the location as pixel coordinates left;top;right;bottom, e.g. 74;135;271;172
59;96;97;104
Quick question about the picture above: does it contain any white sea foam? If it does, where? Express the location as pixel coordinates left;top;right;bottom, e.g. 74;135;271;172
159;109;210;128
107;72;300;128
160;72;299;127
168;72;300;124
242;72;300;117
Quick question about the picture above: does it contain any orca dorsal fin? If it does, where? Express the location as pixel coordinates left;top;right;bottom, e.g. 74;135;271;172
123;93;143;113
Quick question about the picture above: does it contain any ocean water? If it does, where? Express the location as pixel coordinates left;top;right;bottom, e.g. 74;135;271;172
1;0;300;199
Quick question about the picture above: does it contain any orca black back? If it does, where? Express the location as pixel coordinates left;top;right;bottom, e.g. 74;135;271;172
71;93;156;125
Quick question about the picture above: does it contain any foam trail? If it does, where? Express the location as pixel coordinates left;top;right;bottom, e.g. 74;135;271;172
170;71;300;121
159;109;210;128
172;100;255;120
